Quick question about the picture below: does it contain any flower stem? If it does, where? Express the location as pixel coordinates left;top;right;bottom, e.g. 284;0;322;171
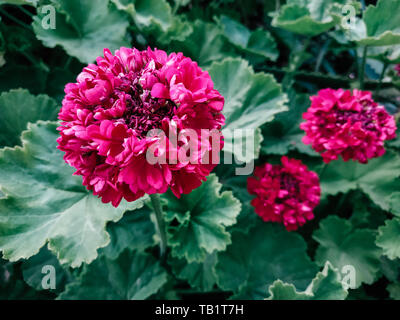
319;162;328;180
18;6;34;18
314;38;331;73
150;193;167;262
376;62;389;96
0;8;32;30
358;46;368;90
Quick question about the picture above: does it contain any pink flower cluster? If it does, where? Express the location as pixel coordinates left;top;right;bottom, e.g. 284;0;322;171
58;47;225;206
300;88;396;163
395;64;400;76
247;157;320;231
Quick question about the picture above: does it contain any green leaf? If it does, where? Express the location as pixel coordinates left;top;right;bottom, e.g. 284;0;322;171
348;192;386;230
388;283;400;300
0;0;37;6
215;220;317;299
367;45;400;64
0;89;58;147
59;249;167;299
261;92;316;156
21;247;72;293
0;64;47;95
209;57;288;163
216;15;278;61
162;174;240;263
101;205;156;259
271;0;348;36
216;165;259;233
318;151;400;212
112;0;193;43
376;218;400;260
355;0;400;46
388;192;400;216
266;280;310;300
32;0;130;63
169;252;217;292
169;20;234;67
0;121;145;267
380;256;400;282
266;261;348;300
313;216;381;288
0;256;49;300
111;0;172;32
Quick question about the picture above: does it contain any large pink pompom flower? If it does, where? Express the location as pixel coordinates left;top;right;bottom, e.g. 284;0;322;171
247;156;320;231
57;47;225;207
300;88;396;164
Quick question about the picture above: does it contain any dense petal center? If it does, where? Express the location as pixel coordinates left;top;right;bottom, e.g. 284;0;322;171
122;83;176;137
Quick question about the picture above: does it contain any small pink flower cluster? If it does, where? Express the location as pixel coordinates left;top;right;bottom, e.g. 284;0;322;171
300;88;396;163
247;157;320;231
395;64;400;76
58;47;224;206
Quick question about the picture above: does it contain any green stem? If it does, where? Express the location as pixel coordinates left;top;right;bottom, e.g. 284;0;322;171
314;39;331;73
319;162;328;180
336;192;350;214
0;8;32;30
376;62;389;96
172;1;179;15
150;194;167;262
260;66;395;90
283;37;312;90
358;46;368;90
18;6;34;18
64;56;73;69
23;53;50;72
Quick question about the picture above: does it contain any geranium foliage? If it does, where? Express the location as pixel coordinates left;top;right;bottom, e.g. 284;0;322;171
0;0;399;301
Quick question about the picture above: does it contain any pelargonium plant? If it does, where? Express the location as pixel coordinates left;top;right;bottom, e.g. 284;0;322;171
57;47;225;207
247;156;321;231
300;89;397;163
1;0;400;302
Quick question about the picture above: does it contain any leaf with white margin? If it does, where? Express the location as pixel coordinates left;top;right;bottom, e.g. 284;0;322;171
59;249;167;299
355;0;400;46
111;0;191;42
209;58;288;163
0;121;145;267
376;218;400;260
112;0;193;45
266;261;348;300
162;174;241;263
169;20;234;67
313;216;381;288
271;0;351;36
32;0;130;63
216;15;278;61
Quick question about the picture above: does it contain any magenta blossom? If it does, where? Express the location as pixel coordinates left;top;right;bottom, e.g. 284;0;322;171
395;64;400;76
58;47;225;207
300;88;396;164
247;157;320;231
